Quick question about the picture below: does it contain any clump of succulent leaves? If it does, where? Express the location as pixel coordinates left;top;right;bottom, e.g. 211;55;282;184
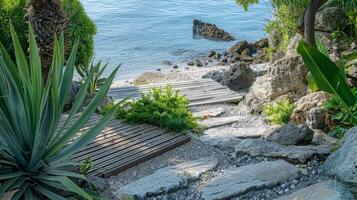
0;24;119;199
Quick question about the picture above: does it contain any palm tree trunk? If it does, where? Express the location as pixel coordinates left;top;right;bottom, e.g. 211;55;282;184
303;0;327;47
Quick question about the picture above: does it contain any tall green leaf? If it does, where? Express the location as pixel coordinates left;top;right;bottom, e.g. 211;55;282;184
297;41;356;107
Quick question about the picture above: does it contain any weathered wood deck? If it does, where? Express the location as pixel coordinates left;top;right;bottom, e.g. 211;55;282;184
68;79;242;177
64;114;190;177
109;79;246;106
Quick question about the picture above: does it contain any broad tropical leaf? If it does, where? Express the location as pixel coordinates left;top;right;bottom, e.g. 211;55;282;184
297;41;356;107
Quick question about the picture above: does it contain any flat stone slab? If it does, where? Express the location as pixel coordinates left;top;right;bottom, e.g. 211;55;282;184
202;160;299;200
200;116;244;129
116;157;218;199
200;127;266;147
193;107;226;119
275;180;355;200
235;139;331;164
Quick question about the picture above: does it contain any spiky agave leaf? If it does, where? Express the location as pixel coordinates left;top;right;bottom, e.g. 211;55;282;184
0;24;120;199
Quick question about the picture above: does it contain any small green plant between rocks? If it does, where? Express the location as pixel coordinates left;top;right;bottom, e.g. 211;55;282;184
324;88;357;138
102;85;201;133
263;99;295;125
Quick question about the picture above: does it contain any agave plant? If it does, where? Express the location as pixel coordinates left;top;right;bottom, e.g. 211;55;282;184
0;24;119;199
76;60;116;94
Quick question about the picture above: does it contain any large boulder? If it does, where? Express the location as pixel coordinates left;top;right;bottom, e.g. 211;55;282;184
193;19;234;41
275;180;355;200
229;40;253;55
202;69;227;83
315;7;346;32
291;92;330;124
306;107;328;131
244;55;308;112
221;62;255;91
322;127;357;190
263;123;314;145
64;81;81;112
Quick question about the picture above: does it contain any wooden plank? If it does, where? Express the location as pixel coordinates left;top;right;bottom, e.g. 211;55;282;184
72;126;159;159
90;135;190;177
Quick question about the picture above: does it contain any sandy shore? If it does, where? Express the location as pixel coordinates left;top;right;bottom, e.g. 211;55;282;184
111;65;230;88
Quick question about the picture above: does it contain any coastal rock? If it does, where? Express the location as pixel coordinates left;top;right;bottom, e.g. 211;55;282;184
291;92;330;124
193;107;226;119
64;81;81;111
244;55;308;112
268;29;281;51
250;63;270;77
202;69;226;83
187;61;195;66
254;38;269;50
275;180;355;200
315;7;346;32
286;34;303;57
200;116;244;129
117;157;218;199
322;127;357;188
200;127;267;147
229;40;253;55
193;19;234;41
312;129;338;146
162;60;173;66
221;62;255;91
235;139;331;164
306;107;327;130
263;123;314;145
83;93;114;113
201;160;299;200
195;59;203;67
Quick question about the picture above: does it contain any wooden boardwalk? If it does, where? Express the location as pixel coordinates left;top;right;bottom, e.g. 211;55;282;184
109;79;246;106
63;114;190;177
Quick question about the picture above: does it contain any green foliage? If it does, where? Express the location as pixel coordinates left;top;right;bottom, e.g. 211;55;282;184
0;24;119;199
297;41;356;107
63;0;97;67
110;85;200;133
263;99;295;125
324;88;357;138
236;0;308;52
76;60;118;94
79;158;93;174
0;0;27;54
0;0;96;67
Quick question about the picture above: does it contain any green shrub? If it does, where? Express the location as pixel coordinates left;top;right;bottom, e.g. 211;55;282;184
0;0;96;67
324;88;357;138
63;0;97;67
263;99;295;125
0;24;119;199
106;85;200;133
0;0;27;54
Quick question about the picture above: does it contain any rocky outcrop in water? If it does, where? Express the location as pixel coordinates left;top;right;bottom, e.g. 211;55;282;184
193;19;234;41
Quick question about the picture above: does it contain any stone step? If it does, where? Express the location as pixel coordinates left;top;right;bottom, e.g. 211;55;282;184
193;107;226;119
235;139;331;164
116;157;218;199
201;160;300;200
200;127;267;147
200;116;244;129
274;180;355;200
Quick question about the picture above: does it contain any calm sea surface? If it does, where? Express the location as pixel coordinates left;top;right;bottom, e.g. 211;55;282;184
81;0;272;80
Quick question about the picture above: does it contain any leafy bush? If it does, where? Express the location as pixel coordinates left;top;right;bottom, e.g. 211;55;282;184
63;0;97;67
0;0;96;67
0;25;119;199
0;0;27;54
324;88;357;138
263;99;295;125
105;85;200;133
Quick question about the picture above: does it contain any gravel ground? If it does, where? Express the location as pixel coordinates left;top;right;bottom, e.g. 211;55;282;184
109;137;229;191
108;103;328;200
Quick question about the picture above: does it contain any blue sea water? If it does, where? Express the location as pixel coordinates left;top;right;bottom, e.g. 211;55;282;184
81;0;272;80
